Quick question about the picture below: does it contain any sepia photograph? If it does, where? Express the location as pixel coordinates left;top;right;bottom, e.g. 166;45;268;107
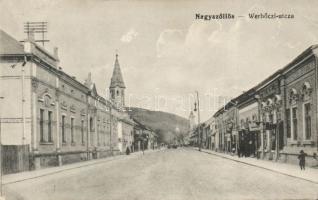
0;0;318;199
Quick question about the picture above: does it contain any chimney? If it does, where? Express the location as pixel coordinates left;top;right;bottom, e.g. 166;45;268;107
23;28;35;53
88;72;92;82
54;47;59;59
53;47;60;68
27;29;35;42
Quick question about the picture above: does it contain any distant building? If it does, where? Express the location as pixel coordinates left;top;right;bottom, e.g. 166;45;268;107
189;111;195;131
131;118;158;151
187;111;196;145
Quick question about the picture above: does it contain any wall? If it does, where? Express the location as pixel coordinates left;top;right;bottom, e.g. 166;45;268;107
283;55;317;161
0;59;32;146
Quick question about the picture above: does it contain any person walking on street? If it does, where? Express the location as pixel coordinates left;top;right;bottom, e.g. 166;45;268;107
126;146;130;155
298;150;307;170
237;146;241;158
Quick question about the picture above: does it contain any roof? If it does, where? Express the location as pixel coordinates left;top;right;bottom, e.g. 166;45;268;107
0;29;97;99
109;54;126;88
0;29;25;55
189;111;195;119
212;45;318;118
254;45;318;92
84;72;98;96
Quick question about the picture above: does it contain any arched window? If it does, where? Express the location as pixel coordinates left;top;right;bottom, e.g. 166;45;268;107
301;82;312;101
266;98;273;106
289;88;298;104
303;82;311;91
274;95;281;104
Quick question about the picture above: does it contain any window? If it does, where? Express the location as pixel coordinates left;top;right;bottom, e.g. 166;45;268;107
48;111;53;142
304;103;311;140
81;120;85;144
269;113;273;123
90;117;94;132
286;109;291;138
40;109;44;142
104;126;106;146
71;118;75;143
292;107;298;140
62;115;66;143
111;90;115;99
263;130;267;150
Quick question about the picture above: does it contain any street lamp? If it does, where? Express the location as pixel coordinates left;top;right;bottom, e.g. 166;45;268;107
194;91;201;151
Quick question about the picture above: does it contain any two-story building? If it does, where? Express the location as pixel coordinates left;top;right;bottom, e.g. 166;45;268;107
0;29;135;173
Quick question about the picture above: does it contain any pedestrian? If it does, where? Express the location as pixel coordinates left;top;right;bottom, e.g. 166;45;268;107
237;146;241;158
126;146;130;155
240;144;245;157
298;150;307;170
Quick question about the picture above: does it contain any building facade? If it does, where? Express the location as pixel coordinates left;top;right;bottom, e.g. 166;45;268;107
237;89;260;158
208;45;318;166
0;29;135;172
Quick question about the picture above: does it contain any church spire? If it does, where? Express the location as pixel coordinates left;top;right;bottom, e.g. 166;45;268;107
109;53;126;108
110;53;125;89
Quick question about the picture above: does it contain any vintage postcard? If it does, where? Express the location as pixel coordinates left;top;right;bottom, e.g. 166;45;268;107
0;0;318;199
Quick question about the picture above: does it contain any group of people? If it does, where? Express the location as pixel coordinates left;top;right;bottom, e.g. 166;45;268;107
237;140;257;158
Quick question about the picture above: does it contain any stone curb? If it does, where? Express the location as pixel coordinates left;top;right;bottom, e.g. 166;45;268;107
199;149;318;185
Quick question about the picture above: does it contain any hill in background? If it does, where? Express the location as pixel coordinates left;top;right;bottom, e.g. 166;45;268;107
127;107;190;144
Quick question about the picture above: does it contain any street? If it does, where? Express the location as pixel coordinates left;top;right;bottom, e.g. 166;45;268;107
3;149;318;200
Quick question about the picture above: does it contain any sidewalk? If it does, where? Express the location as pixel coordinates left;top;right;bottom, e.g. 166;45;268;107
200;148;318;184
2;150;154;185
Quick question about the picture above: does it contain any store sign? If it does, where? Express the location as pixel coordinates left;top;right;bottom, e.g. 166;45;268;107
249;123;260;131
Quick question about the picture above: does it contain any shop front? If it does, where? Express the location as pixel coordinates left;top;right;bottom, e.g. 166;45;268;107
238;101;261;158
223;108;237;154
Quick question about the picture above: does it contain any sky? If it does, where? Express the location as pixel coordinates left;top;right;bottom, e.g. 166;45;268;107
1;0;318;121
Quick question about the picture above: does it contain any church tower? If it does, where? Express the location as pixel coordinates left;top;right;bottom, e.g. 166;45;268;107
109;54;126;108
189;111;195;131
